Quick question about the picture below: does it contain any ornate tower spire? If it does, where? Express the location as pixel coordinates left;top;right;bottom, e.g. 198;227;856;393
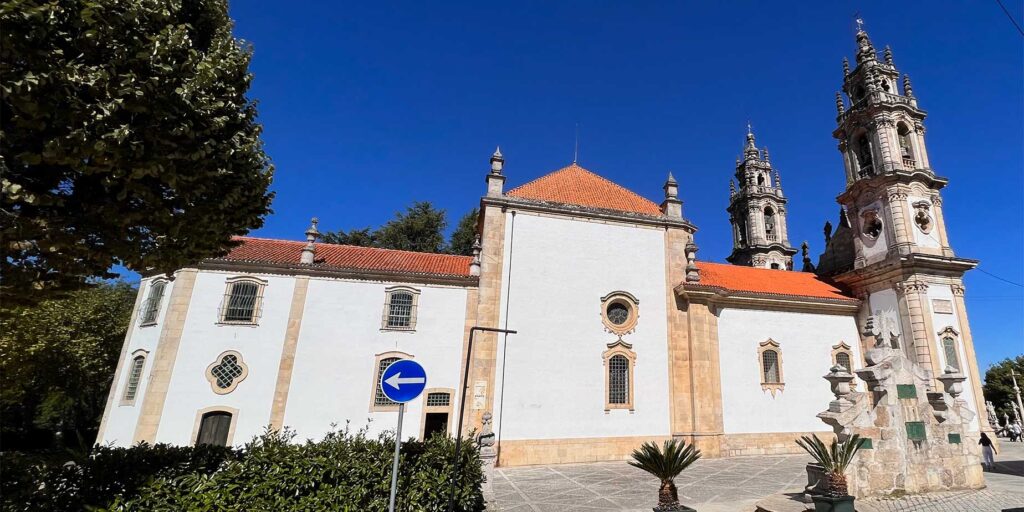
660;172;683;218
726;129;797;269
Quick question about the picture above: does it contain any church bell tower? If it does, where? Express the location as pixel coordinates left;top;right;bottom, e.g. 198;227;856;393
727;129;797;269
820;25;989;431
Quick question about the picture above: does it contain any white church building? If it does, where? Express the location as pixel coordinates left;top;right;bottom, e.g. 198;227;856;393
96;29;990;466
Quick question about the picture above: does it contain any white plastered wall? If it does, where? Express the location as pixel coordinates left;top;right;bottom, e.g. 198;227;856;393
490;212;672;441
718;308;861;434
283;278;469;442
868;288;904;341
99;277;175;445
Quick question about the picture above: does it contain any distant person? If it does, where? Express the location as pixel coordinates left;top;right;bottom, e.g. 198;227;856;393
1012;423;1022;442
979;432;997;470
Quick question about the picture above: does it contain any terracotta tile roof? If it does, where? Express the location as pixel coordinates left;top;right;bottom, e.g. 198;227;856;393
215;237;473;277
693;262;856;301
506;163;664;216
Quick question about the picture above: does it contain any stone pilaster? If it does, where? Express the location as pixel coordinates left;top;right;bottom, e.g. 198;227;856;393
951;282;991;432
930;194;954;257
269;276;310;430
461;204;507;434
664;228;691;441
886;187;913;254
133;269;199;443
896;280;940;390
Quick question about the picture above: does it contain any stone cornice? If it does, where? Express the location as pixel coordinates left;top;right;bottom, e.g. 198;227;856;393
831;253;978;288
481;196;698;232
837;169;948;204
674;283;861;315
194;259;480;288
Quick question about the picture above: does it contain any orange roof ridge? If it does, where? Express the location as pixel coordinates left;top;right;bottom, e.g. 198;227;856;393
693;261;855;301
506;163;663;216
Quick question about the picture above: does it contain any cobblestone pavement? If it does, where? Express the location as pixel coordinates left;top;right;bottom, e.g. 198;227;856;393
487;441;1024;512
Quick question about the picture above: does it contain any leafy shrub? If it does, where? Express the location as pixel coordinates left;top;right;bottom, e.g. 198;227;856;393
2;427;484;512
111;427;484;511
1;442;237;512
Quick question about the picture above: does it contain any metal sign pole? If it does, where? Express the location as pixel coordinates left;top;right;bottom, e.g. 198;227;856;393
388;402;405;512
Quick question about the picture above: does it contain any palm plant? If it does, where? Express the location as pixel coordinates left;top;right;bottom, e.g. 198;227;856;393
629;439;702;511
795;434;864;497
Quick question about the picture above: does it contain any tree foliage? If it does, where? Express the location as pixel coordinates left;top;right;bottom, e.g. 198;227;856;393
447;208;479;256
0;282;136;450
983;356;1024;421
1;0;274;302
321;202;479;255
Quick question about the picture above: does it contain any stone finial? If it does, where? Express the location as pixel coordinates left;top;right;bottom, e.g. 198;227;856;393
661;172;683;218
469;235;482;277
825;364;856;405
801;241;816;273
743;126;759;160
300;217;319;264
773;169;781;188
490;146;504;174
937;366;967;400
823;220;833;244
835;92;845;115
902;74;914;98
729;179;736;195
884;45;893;65
684;241;700;283
762;146;770;163
862;315;877;339
486;146;507;197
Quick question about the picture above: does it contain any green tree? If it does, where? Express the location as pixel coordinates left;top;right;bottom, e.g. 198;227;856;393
319;227;376;247
375;202;447;253
447;208;479;255
1;0;274;303
983;356;1024;421
0;282;136;449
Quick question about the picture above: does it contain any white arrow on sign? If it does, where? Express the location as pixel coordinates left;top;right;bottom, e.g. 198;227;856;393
384;372;426;390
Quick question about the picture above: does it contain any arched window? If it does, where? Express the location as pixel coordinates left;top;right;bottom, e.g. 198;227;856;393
195;410;234;446
382;287;420;330
220;277;267;324
120;352;147;405
757;173;765;186
140;280;167;325
855;133;873;176
757;339;785;396
897;123;915;167
764;207;776;240
603;341;636;411
831;342;854;372
835;352;852;371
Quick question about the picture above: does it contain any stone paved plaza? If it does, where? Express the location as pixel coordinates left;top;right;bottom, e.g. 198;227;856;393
488;441;1024;512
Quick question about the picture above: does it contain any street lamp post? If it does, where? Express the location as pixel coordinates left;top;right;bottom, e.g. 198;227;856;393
447;326;516;512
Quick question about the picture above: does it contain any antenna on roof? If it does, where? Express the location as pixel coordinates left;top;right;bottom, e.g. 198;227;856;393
573;122;579;164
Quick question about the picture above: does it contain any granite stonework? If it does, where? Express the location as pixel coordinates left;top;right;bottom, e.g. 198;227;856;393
813;319;984;498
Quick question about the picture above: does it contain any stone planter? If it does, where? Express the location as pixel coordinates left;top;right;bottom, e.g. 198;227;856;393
810;494;855;512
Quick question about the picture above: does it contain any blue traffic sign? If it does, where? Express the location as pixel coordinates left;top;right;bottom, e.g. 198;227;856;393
380;359;427;403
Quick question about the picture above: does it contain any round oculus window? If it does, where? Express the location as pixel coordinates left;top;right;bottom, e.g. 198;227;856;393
607;303;631;325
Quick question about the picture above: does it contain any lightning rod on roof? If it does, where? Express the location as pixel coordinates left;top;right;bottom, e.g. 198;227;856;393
573;122;579;164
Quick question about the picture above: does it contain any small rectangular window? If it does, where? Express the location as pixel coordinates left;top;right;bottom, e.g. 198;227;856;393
426;392;451;407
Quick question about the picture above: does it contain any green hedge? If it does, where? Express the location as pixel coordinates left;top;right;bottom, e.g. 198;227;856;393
2;427;484;512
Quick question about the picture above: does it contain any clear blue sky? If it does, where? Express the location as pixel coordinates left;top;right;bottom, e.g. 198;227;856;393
224;1;1023;370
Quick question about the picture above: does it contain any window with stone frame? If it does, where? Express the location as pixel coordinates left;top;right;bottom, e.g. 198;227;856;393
120;352;147;405
205;351;249;394
382;287;420;331
757;339;785;397
219;277;267;324
369;352;413;411
600;291;639;336
602;341;636;411
140;280;167;326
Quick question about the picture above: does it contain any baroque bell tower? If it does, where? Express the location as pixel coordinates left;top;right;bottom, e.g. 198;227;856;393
727;128;797;269
820;25;990;431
